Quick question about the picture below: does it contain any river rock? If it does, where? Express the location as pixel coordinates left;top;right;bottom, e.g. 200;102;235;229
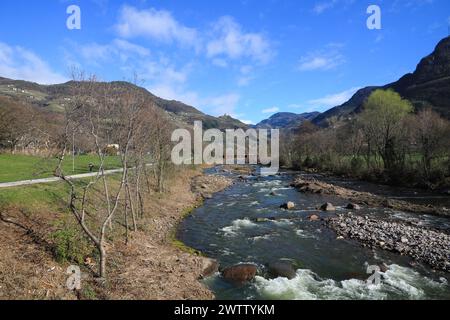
200;258;219;278
280;202;295;210
346;203;361;210
221;264;258;284
321;203;336;211
379;263;390;273
267;261;297;280
308;214;320;221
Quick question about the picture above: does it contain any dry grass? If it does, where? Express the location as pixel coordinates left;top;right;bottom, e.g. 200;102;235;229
0;207;76;300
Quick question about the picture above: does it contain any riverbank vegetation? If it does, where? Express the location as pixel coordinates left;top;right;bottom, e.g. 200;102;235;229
283;89;450;189
0;164;225;299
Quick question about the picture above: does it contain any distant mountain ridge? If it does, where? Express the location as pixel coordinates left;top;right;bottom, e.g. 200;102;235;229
255;112;320;130
0;77;248;131
313;36;450;126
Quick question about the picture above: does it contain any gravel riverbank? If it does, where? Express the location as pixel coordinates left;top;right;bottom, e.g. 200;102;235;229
327;213;450;272
292;176;448;217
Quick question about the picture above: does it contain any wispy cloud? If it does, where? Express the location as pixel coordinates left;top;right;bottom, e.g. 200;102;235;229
298;48;345;72
308;87;361;107
313;0;339;14
206;93;241;116
390;0;435;12
0;42;67;84
262;107;280;114
312;0;356;14
78;39;150;64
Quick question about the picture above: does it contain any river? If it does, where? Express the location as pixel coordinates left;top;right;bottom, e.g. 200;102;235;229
177;168;450;300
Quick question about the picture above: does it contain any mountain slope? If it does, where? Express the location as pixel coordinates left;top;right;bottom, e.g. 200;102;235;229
312;87;380;126
255;112;320;130
313;36;450;126
0;77;248;130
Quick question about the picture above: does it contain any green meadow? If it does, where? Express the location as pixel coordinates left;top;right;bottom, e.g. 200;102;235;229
0;154;121;184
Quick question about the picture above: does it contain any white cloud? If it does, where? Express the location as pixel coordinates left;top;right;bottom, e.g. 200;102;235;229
237;76;253;87
78;39;150;64
237;65;255;87
0;42;67;84
207;16;273;64
115;6;199;49
147;84;200;106
205;93;241;116
112;9;273;88
212;58;228;68
298;50;345;71
262;107;279;114
113;39;151;57
375;34;384;43
313;0;338;14
147;82;240;118
313;0;356;14
308;87;361;107
143;60;190;85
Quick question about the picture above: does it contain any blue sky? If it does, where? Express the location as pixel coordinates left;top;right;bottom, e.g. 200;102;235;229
0;0;449;124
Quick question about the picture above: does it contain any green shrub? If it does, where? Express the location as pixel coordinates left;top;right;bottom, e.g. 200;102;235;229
51;225;92;264
81;285;97;300
303;156;314;168
351;157;365;175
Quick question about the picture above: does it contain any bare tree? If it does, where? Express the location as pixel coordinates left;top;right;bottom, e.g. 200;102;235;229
148;106;173;193
54;73;156;278
413;109;450;178
0;97;36;153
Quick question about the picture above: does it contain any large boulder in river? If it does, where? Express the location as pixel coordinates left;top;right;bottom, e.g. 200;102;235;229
221;264;258;284
267;261;297;280
346;203;361;210
320;203;336;211
280;202;296;210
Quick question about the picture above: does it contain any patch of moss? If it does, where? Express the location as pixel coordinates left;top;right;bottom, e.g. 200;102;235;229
169;198;205;256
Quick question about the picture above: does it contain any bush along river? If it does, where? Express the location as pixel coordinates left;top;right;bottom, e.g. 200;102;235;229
177;168;450;300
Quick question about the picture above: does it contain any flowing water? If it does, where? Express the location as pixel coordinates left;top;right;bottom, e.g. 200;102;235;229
177;169;450;300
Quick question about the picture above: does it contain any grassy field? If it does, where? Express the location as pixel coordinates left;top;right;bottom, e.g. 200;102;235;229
0;154;121;183
0;181;69;209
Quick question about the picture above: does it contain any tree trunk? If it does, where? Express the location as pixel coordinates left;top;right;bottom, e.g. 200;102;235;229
99;244;107;279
